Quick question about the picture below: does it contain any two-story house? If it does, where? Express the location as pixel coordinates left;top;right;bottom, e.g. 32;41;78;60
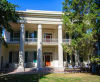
0;10;84;72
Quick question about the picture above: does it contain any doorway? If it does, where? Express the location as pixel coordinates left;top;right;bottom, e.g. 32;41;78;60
43;52;52;67
45;55;51;66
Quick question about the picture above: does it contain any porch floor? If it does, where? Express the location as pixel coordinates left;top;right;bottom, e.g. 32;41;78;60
7;67;66;74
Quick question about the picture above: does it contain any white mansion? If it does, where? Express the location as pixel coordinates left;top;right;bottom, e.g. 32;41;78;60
0;10;88;72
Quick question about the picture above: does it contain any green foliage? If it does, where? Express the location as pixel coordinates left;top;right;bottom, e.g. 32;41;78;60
0;0;19;46
91;56;100;64
62;0;100;59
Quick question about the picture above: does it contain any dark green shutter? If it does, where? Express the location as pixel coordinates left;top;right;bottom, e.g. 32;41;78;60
10;31;13;41
72;55;75;62
33;51;37;63
9;52;12;63
34;31;37;38
25;51;28;63
66;33;69;39
80;57;83;62
67;54;70;63
25;31;28;38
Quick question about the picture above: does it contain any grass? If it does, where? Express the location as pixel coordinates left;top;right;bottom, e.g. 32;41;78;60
0;73;100;82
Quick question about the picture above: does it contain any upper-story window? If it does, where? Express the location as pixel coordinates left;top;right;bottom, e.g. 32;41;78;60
66;33;69;39
44;33;52;42
10;31;20;41
29;33;34;38
44;33;52;39
25;31;37;38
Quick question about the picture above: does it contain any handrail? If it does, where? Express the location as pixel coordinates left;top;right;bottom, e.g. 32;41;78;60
25;38;37;42
63;39;71;43
10;38;20;41
42;38;58;43
5;38;70;44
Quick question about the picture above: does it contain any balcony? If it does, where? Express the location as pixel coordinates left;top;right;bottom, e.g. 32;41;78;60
42;38;58;45
25;38;37;45
6;38;70;45
63;39;71;44
8;38;20;44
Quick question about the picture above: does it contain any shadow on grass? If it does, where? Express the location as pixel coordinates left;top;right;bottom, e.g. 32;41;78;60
0;74;45;82
0;68;54;82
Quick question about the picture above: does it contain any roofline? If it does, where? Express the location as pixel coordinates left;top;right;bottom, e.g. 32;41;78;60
17;10;63;15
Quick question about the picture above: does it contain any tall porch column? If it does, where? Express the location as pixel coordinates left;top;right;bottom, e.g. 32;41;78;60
58;24;64;69
37;24;42;69
75;51;79;66
17;23;25;72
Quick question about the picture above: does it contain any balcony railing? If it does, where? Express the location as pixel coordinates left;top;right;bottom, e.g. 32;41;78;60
63;39;71;44
42;38;58;42
9;38;20;43
6;38;70;44
42;38;58;45
10;38;20;41
25;38;37;43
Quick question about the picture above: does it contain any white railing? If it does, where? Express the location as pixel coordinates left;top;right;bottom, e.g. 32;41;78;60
42;38;58;43
6;38;37;43
8;38;20;43
6;38;70;44
25;38;37;43
63;39;71;43
10;38;20;42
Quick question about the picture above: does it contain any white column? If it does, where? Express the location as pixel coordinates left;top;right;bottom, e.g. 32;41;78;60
75;50;79;66
37;24;42;69
58;24;63;69
17;24;25;72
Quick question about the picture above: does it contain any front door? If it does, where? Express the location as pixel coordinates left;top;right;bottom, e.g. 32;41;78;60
45;55;50;66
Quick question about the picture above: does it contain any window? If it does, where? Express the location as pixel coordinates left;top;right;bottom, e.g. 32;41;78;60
44;33;52;39
25;51;37;63
25;31;37;38
34;31;37;38
10;31;20;41
9;52;12;63
66;33;69;39
67;54;70;63
25;51;28;63
29;33;34;38
9;51;19;63
33;51;37;63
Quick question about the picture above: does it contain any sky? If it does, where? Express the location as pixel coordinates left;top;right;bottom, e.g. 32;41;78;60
8;0;64;11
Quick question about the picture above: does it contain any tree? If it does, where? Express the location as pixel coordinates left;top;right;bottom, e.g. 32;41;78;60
62;0;100;66
0;0;19;46
95;0;100;54
90;0;100;65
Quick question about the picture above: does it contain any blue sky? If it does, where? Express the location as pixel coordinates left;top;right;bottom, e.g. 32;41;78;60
8;0;64;11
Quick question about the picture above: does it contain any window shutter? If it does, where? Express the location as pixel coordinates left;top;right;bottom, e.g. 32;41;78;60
9;52;12;63
67;54;70;63
66;33;69;39
25;31;28;38
34;31;37;38
10;31;13;41
33;51;37;63
25;51;28;63
72;55;75;62
79;57;83;62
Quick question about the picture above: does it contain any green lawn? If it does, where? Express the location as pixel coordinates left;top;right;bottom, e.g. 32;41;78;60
0;73;100;82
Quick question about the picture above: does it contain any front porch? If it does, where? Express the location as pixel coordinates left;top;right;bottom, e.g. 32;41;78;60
1;45;60;71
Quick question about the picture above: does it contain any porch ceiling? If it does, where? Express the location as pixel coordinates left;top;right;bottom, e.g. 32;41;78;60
10;23;58;30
